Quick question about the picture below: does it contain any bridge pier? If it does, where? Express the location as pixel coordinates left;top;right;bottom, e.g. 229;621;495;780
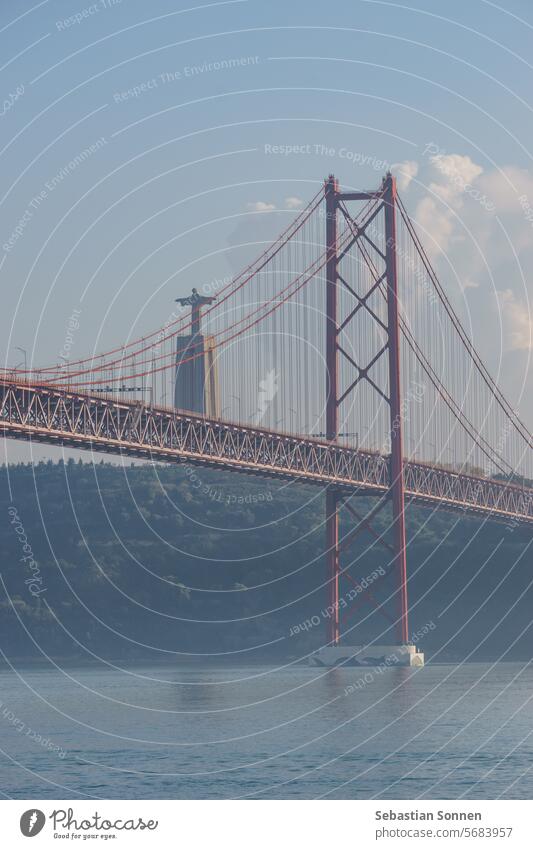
309;644;424;668
325;489;340;645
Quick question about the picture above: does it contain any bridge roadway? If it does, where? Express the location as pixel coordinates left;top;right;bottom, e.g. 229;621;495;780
1;379;532;525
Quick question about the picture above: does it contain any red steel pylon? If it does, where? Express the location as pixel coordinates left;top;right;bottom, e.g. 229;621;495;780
323;173;408;646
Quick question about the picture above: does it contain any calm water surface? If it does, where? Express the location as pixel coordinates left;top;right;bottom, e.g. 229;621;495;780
0;661;532;799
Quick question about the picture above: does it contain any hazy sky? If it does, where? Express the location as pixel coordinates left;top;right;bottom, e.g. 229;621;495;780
1;0;532;463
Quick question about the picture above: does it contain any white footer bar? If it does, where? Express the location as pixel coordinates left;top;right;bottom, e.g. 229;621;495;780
1;799;530;847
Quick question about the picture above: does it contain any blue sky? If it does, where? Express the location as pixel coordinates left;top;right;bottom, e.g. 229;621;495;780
1;0;532;461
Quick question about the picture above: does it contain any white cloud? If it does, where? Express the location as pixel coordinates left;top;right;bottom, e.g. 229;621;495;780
496;289;532;351
246;201;276;212
461;277;480;291
478;166;533;213
393;160;418;191
414;194;455;259
414;154;485;259
429;153;483;204
400;152;533;421
284;196;304;209
246;198;304;212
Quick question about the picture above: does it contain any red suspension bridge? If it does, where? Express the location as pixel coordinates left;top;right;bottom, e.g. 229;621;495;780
2;174;532;653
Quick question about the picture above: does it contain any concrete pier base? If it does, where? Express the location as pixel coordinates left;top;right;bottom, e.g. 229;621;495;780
309;644;424;668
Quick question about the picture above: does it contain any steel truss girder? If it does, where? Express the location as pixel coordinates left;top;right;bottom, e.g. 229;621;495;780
0;381;532;524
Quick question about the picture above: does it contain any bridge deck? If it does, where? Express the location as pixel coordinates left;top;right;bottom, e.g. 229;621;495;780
1;380;532;524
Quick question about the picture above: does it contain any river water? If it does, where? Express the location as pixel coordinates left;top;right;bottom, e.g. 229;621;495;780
0;661;532;799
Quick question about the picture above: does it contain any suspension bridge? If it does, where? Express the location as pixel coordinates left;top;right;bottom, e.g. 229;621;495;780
2;174;532;660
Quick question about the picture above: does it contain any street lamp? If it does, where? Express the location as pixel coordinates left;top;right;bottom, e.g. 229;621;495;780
14;346;27;373
289;407;297;432
230;394;241;421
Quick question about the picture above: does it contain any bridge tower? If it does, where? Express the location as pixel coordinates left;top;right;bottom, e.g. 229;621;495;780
324;175;341;646
324;173;409;649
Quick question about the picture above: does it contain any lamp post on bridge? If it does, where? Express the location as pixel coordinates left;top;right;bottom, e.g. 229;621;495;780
15;346;27;375
231;394;242;422
289;408;297;432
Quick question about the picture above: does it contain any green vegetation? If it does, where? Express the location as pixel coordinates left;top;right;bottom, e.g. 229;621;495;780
0;460;531;662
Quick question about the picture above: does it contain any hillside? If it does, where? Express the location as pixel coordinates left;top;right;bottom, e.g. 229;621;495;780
1;460;531;663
